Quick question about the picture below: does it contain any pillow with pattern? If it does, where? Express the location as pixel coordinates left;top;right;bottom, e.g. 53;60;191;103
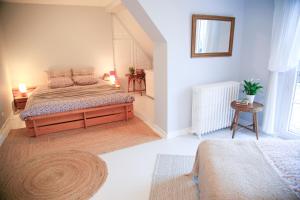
46;68;72;79
72;67;95;76
48;77;74;89
72;75;98;86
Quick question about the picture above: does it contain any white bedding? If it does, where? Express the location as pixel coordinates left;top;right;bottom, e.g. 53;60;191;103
192;140;300;200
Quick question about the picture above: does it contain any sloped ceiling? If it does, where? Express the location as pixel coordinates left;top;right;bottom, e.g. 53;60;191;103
113;5;154;58
0;0;114;7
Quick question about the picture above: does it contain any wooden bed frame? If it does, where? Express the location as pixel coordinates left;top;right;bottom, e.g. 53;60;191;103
25;103;134;137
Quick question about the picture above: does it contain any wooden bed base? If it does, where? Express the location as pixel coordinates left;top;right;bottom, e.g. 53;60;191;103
25;103;134;137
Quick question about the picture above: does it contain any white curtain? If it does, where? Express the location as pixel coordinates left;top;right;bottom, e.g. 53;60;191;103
262;0;300;135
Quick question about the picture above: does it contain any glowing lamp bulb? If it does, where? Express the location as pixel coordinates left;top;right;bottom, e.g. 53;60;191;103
19;83;27;93
109;71;116;85
110;75;116;85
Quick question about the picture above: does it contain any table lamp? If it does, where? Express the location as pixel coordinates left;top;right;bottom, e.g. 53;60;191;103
19;83;27;96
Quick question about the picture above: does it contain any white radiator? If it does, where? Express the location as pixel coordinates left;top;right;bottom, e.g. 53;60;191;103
192;81;240;136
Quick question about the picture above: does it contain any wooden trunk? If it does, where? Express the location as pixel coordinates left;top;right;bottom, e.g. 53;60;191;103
25;103;134;136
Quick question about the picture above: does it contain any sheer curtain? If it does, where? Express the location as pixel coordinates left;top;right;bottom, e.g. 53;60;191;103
262;0;300;135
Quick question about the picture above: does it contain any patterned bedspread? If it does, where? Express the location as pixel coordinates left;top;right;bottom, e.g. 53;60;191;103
20;83;134;120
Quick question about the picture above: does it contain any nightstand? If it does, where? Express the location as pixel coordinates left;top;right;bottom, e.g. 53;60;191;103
126;70;146;95
230;101;264;140
12;87;36;110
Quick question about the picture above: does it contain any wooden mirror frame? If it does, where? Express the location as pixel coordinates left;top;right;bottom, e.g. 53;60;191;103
191;15;235;58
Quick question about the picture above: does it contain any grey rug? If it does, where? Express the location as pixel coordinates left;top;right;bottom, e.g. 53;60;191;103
149;154;199;200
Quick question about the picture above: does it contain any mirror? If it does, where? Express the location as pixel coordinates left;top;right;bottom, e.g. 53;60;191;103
191;15;235;57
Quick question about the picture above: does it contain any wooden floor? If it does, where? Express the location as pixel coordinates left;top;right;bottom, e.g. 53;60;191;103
0;117;160;192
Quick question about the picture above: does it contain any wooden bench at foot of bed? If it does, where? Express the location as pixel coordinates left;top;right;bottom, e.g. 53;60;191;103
25;103;134;137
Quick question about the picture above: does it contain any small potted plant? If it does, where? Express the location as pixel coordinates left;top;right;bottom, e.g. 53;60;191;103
243;79;263;104
129;67;135;76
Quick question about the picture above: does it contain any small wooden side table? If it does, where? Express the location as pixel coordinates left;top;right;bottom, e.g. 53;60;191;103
12;86;36;110
126;73;146;95
230;101;264;140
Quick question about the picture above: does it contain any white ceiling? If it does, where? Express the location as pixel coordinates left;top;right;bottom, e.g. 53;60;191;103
0;0;115;7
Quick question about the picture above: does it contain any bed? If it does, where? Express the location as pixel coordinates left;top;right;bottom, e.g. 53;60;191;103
192;140;300;200
20;81;135;136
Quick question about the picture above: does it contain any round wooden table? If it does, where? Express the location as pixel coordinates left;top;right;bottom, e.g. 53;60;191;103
230;101;264;140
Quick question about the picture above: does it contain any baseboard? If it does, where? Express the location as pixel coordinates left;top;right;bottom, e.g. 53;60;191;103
134;110;193;139
134;108;231;139
134;111;167;138
167;128;191;139
151;124;167;138
163;118;260;139
0;114;13;146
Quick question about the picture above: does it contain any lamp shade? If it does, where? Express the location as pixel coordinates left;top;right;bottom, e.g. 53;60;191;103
19;83;27;93
109;71;116;85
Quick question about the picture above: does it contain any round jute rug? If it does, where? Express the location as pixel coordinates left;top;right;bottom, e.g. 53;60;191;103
2;150;108;200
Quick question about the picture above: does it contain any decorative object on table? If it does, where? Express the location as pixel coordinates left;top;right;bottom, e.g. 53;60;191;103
129;66;135;75
18;83;27;97
230;100;264;140
235;98;249;105
242;79;263;104
135;69;146;91
126;68;146;95
102;73;110;81
109;71;116;85
109;71;120;87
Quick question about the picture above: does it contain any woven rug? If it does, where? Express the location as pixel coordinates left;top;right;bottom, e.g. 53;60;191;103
149;154;199;200
1;150;107;200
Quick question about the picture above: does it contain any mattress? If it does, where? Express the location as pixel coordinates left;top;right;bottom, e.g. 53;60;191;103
20;82;134;120
192;140;300;200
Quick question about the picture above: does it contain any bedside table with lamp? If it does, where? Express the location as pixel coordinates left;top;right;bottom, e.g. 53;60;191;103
12;84;36;110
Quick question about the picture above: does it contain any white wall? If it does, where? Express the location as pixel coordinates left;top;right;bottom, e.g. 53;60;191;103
122;0;168;133
124;0;275;135
114;6;153;58
135;0;245;134
1;3;114;87
0;21;13;128
239;0;274;124
112;14;152;90
0;1;275;136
